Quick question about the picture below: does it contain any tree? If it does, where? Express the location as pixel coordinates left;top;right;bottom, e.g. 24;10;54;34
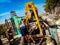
0;24;7;35
44;0;60;12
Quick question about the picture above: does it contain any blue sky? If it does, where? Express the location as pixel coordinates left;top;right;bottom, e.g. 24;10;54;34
0;0;45;24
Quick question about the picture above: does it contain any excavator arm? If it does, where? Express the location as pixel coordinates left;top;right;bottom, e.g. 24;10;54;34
25;2;43;36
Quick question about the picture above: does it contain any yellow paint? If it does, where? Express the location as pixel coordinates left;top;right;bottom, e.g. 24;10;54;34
25;2;43;36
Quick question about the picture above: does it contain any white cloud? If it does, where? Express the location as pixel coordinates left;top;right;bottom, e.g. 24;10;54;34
0;9;25;17
16;9;25;17
35;4;45;14
0;12;10;24
0;9;25;24
0;19;5;24
0;0;11;3
0;3;45;24
16;4;45;17
0;12;10;16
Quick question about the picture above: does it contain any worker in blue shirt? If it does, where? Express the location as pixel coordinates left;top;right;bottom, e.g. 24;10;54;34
20;18;29;45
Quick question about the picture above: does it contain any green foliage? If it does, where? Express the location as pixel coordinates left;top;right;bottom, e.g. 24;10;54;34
0;24;7;35
44;0;60;12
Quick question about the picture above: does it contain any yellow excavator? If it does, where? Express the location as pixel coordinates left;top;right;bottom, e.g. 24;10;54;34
25;2;43;37
24;2;57;45
25;2;51;37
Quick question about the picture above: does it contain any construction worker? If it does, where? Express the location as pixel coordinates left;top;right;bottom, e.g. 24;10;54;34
10;11;22;37
5;27;14;45
20;18;29;45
